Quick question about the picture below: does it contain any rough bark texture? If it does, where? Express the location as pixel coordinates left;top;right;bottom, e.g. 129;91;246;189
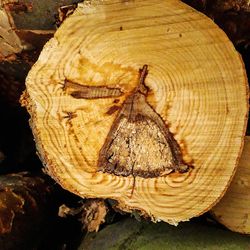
182;0;250;46
59;199;108;232
79;217;250;250
0;172;57;250
0;172;86;250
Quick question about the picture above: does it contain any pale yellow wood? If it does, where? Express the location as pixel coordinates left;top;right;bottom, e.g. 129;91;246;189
23;0;248;224
211;137;250;234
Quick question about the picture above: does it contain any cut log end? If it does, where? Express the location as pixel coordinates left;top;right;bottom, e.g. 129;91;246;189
211;137;250;234
24;0;248;224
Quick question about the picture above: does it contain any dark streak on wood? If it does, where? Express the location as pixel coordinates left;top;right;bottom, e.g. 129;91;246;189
55;3;78;27
106;105;120;115
62;111;77;120
64;80;123;99
113;99;120;104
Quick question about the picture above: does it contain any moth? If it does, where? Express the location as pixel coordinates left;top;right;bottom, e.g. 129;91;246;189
66;65;190;179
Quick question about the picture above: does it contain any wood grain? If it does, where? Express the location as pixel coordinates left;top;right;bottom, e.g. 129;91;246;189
23;0;248;224
211;137;250;234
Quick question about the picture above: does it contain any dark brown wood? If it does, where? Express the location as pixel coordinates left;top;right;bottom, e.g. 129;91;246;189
0;51;43;106
0;172;57;250
0;151;4;163
59;199;108;232
65;80;123;99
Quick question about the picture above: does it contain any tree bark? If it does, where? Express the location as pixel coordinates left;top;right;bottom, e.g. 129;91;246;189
22;0;248;224
58;199;108;232
0;172;58;250
79;217;250;250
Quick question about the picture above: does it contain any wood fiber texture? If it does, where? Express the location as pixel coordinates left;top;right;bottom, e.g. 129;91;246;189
212;137;250;234
23;0;248;223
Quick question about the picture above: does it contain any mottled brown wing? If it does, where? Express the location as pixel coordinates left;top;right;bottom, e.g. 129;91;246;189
98;91;189;178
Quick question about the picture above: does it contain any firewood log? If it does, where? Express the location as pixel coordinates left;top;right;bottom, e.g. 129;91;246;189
0;0;80;105
0;0;81;169
59;199;108;232
0;0;82;59
0;172;58;250
182;0;250;46
22;0;248;224
79;217;250;250
211;137;250;234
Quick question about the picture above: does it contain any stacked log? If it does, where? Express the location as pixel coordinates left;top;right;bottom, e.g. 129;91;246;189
0;173;58;249
211;137;250;234
0;0;250;249
0;1;84;249
181;0;250;46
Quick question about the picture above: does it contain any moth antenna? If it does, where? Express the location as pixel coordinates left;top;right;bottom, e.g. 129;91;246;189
137;65;149;94
130;175;136;198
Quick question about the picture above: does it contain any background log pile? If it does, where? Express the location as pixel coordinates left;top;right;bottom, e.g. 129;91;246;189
0;0;249;249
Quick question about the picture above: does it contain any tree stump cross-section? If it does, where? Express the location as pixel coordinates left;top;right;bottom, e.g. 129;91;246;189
23;0;248;224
